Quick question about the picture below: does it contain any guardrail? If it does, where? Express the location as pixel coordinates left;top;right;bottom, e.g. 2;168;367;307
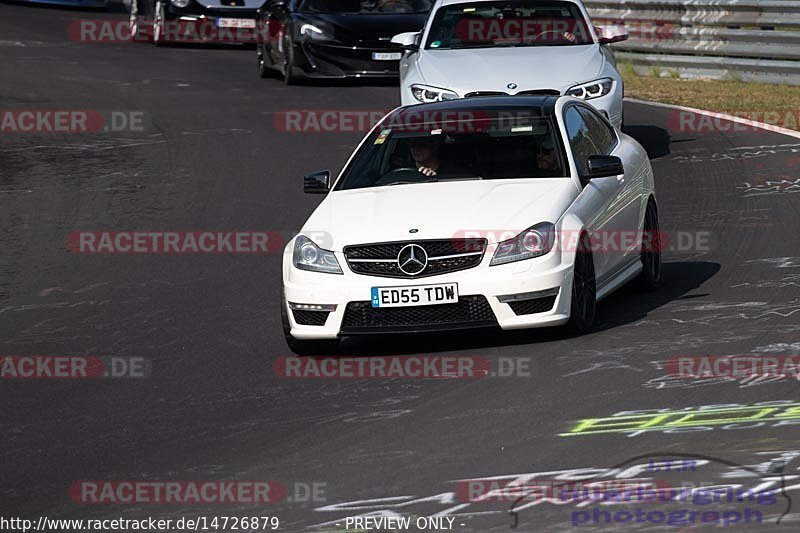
585;0;800;85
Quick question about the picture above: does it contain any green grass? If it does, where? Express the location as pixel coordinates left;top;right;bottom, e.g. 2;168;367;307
619;63;800;131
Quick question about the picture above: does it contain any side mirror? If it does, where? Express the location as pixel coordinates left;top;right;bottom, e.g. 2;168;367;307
586;155;624;180
596;24;629;44
304;170;330;193
391;31;421;50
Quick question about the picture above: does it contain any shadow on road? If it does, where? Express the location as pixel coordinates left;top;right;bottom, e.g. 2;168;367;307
622;125;672;160
594;260;720;331
336;261;721;355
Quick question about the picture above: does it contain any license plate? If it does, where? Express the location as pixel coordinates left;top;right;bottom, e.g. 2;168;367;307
372;52;402;61
217;18;256;29
371;283;458;308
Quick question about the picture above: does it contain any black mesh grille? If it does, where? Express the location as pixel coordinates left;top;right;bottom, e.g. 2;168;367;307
344;239;486;278
507;295;557;316
464;91;509;98
464;90;560;98
517;89;561;96
292;310;330;326
341;295;496;333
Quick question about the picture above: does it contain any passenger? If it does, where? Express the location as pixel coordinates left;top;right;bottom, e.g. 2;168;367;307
536;136;558;172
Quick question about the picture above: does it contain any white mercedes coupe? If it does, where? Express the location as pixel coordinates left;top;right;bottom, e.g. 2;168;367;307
282;95;658;353
392;0;628;128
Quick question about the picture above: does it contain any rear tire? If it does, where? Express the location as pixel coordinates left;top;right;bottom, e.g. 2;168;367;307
637;199;662;291
568;233;597;334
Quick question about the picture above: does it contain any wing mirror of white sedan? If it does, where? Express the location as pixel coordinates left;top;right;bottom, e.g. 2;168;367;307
304;170;330;194
586;155;625;180
391;31;421;51
596;24;629;44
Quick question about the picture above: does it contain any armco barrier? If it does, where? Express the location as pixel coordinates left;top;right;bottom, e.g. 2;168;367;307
585;0;800;85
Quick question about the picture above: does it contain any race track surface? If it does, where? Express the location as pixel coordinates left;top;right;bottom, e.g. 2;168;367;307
2;3;800;531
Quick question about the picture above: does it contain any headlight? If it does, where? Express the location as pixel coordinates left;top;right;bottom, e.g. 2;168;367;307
490;223;555;266
566;78;614;100
300;23;329;40
293;235;342;274
410;84;458;103
169;0;190;7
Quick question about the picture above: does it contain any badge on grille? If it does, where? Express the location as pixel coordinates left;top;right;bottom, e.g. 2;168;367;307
397;244;428;275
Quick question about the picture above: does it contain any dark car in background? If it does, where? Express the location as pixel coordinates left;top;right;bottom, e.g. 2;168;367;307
130;0;267;46
15;0;109;7
257;0;432;83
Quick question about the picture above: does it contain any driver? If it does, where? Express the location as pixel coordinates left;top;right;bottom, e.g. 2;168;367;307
410;138;445;176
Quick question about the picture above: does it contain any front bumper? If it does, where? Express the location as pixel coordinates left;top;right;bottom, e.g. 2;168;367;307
283;240;574;339
19;0;108;6
294;41;402;79
161;4;259;43
581;86;624;129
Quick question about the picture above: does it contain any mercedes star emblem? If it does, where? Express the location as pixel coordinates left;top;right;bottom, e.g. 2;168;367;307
397;244;428;276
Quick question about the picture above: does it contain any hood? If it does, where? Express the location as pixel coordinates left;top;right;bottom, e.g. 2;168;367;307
296;13;427;44
417;45;604;93
302;178;578;251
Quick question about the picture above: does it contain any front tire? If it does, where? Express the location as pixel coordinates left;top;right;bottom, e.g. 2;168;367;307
258;46;273;79
129;0;153;43
153;1;166;47
282;37;297;85
568;233;597;334
129;2;139;38
638;199;662;291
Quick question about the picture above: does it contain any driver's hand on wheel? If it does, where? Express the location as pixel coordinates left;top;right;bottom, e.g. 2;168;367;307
418;166;438;177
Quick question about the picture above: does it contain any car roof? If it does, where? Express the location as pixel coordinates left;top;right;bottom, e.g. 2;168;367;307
392;95;560;118
438;0;585;7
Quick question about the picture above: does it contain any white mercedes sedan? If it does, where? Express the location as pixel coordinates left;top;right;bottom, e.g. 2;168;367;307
282;95;658;353
392;0;628;128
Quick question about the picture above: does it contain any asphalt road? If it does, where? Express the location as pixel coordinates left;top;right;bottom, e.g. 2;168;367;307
2;3;800;532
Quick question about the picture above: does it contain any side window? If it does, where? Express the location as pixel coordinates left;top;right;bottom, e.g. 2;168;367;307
564;106;600;176
578;106;616;154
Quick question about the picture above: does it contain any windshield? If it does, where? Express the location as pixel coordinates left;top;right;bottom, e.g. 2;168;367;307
425;1;594;50
335;110;567;190
299;0;433;14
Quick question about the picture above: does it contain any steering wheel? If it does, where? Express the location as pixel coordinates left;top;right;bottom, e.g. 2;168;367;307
375;167;423;184
527;30;577;43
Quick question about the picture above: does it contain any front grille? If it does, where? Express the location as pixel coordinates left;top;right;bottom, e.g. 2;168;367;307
507;295;557;316
341;295;497;334
517;89;561;96
465;91;508;98
306;44;400;74
464;90;560;98
344;239;486;278
292;309;330;326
